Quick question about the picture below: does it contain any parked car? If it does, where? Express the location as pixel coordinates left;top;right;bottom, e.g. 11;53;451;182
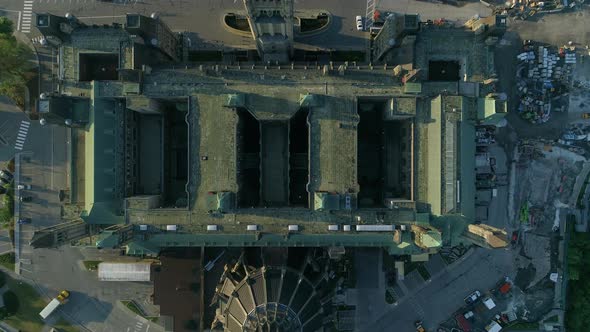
0;170;13;180
20;196;32;202
17;217;31;224
17;184;32;190
464;290;482;305
355;15;363;31
582;113;590;119
511;231;519;245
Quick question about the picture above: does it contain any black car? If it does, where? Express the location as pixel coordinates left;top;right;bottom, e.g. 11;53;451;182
0;170;13;181
17;217;31;224
20;196;32;202
0;178;9;185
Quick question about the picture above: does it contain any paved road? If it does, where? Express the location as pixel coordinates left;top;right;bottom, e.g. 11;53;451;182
12;121;163;332
509;9;590;47
362;247;516;331
0;0;368;50
0;101;162;332
378;0;492;21
1;0;498;52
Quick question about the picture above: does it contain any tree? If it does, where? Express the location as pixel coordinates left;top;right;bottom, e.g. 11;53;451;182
0;17;14;36
2;291;19;315
0;18;33;108
566;232;590;330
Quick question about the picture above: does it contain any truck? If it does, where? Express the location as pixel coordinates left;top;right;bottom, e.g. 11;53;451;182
414;320;425;332
39;290;69;319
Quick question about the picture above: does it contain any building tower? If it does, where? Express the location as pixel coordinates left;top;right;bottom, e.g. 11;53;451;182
243;0;294;63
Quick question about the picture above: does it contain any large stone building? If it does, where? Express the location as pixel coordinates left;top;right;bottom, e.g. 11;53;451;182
243;0;295;63
31;12;507;256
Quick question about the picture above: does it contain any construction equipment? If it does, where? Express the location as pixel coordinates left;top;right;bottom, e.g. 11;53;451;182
415;320;426;332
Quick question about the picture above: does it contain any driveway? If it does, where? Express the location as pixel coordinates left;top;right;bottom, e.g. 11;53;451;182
362;247;516;331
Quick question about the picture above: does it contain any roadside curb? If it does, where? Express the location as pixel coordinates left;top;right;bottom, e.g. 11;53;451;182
220;13;252;39
295;11;332;37
384;248;477;312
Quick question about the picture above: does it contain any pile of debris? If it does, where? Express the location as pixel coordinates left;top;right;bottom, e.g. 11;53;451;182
493;0;585;20
440;245;469;264
558;123;588;154
516;42;575;124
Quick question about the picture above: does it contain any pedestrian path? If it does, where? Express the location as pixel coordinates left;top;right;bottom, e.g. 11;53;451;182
15;121;30;150
21;0;34;33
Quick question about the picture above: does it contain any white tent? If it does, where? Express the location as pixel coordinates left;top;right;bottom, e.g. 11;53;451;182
98;262;152;282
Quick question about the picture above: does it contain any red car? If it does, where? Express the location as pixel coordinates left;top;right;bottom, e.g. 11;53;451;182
511;231;519;245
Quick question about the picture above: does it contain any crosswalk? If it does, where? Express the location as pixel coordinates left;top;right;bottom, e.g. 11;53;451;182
15;121;30;150
21;0;34;33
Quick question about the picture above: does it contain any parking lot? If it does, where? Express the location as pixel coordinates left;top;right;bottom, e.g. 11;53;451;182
364;247;517;332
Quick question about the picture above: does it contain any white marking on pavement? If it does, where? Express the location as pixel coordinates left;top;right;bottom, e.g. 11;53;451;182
21;0;34;33
14;121;30;150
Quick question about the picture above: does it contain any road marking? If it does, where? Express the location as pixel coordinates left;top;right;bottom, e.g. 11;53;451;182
14;121;30;151
20;0;33;33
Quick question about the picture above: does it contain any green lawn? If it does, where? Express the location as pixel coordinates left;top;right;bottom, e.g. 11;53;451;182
300;16;329;33
506;321;539;330
330;51;365;62
121;300;144;316
53;318;80;332
0;252;15;270
82;260;101;271
2;273;49;331
0;272;78;331
121;300;160;323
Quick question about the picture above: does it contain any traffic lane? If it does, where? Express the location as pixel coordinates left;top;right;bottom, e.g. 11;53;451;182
0;0;25;12
296;14;367;51
18;123;67;229
18;162;62;229
0;230;12;255
31;0;251;49
365;248;515;331
377;0;492;21
509;10;590;47
27;0;367;49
